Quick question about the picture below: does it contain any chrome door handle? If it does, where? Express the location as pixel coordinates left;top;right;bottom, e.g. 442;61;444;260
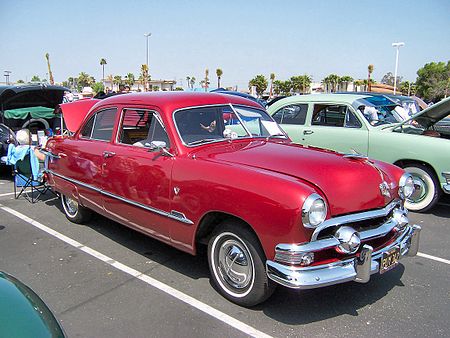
303;130;314;135
103;151;116;158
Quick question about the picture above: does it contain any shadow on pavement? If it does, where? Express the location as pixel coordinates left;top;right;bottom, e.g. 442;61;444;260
43;194;408;324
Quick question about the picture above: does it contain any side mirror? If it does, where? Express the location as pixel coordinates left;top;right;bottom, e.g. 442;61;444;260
148;141;174;157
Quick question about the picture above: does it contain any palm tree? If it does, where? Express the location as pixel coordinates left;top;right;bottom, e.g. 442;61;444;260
270;73;275;97
113;75;122;91
190;76;196;89
204;69;210;92
125;73;135;88
186;76;191;89
339;75;354;91
100;58;107;83
106;74;113;91
216;68;223;88
322;74;340;92
368;64;374;91
140;64;149;91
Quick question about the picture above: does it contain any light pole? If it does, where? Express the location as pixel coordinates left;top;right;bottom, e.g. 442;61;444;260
144;33;151;68
4;70;11;85
144;33;151;91
392;42;405;95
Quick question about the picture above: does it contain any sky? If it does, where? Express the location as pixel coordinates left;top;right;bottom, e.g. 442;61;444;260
1;0;449;90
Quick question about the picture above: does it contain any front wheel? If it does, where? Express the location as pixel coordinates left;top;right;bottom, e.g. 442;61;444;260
61;194;92;224
402;164;441;212
207;222;275;307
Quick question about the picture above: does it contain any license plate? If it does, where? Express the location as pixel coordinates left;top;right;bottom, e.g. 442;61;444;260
380;247;400;274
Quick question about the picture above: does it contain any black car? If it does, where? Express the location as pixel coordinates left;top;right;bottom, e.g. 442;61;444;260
0;84;67;162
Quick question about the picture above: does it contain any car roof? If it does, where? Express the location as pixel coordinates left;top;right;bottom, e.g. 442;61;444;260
95;91;263;112
267;93;372;110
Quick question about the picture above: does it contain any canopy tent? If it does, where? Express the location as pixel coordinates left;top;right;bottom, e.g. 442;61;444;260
4;106;56;120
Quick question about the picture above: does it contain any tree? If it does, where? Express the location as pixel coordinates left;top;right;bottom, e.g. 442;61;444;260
339;75;354;91
216;68;223;88
248;74;268;96
100;58;107;83
186;76;191;89
113;75;123;90
92;82;105;94
415;61;450;102
399;81;416;96
16;79;25;84
273;79;292;96
140;65;149;91
201;69;210;91
368;64;374;91
269;73;275;97
77;72;95;91
381;72;402;87
31;75;41;82
174;87;184;91
322;74;340;92
125;73;135;87
45;53;55;85
190;77;196;89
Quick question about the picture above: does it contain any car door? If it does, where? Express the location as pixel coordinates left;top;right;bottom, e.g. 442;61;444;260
272;103;309;143
101;107;174;241
302;103;369;155
51;107;118;213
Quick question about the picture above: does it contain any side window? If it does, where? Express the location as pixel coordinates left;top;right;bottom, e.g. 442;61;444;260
312;104;348;127
272;104;308;125
91;108;117;141
119;109;170;147
344;108;362;128
80;115;95;138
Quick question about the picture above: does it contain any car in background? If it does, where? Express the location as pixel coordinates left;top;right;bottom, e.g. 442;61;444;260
0;84;68;162
45;92;420;306
268;93;450;212
0;271;65;337
211;88;266;107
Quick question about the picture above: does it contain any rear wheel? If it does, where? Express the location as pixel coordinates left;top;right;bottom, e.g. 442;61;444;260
207;221;275;307
402;164;441;212
61;194;92;223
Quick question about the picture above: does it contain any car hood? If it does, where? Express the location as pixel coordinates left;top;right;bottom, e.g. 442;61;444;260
193;140;400;216
58;99;100;132
0;84;68;111
400;96;450;128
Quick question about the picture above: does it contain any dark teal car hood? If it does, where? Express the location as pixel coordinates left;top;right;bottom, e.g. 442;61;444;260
0;271;65;337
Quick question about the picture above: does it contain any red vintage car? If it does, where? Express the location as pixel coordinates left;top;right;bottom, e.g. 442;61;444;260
45;92;421;306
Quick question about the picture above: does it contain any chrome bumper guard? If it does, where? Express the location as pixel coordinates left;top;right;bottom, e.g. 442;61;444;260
266;224;421;289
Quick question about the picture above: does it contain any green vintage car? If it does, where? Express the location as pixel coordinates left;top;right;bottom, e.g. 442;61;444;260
268;93;450;212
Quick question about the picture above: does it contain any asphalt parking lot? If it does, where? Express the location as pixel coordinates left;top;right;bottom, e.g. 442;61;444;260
0;169;449;338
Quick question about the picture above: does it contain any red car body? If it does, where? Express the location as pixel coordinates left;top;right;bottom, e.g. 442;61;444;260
45;92;421;306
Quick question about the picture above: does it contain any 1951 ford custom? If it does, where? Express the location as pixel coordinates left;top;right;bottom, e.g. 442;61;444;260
45;92;421;306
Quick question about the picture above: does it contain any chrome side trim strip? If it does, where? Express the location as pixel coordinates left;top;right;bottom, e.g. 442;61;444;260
311;199;400;240
47;170;194;225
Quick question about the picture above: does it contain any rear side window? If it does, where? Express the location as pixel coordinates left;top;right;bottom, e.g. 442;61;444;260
119;109;170;147
312;104;359;127
272;104;308;125
87;108;117;141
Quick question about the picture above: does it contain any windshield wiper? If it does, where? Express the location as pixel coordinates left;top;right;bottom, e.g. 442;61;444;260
187;138;223;146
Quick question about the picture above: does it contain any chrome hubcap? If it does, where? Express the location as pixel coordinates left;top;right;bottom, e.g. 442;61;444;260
409;175;427;203
217;239;252;290
64;196;79;216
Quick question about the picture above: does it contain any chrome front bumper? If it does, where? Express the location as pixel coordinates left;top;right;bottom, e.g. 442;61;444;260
266;224;421;289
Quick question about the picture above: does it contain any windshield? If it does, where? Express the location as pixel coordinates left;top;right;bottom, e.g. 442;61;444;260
174;104;286;146
353;97;405;126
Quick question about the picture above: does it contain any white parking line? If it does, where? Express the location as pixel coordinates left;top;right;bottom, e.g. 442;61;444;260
0;192;15;197
0;204;272;338
417;252;450;265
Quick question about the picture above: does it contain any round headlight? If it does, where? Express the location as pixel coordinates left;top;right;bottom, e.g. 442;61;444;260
399;173;415;199
302;193;327;228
